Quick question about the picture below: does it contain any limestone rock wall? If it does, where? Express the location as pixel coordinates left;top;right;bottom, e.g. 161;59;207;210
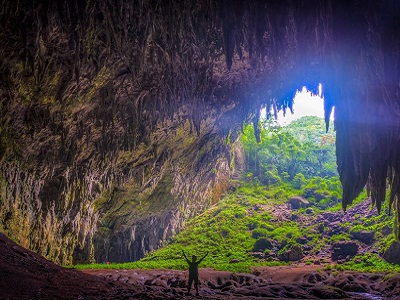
1;0;400;264
0;0;236;264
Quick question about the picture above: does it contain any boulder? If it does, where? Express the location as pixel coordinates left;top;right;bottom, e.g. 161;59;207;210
350;230;375;245
251;252;265;259
296;236;309;244
288;196;310;209
252;238;274;252
381;225;392;236
383;241;400;264
278;245;303;262
331;241;358;261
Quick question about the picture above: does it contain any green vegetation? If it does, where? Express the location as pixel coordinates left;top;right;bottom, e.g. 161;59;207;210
76;184;294;273
74;116;398;274
329;253;400;273
241;116;337;183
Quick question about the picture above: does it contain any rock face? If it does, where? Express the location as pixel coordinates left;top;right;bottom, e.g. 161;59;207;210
331;241;359;261
350;230;375;245
1;0;400;264
278;245;304;262
382;241;400;264
0;0;245;264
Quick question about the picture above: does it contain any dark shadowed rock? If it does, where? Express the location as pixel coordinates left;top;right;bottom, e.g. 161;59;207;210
350;230;375;245
311;286;348;299
296;236;309;244
288;196;310;209
383;241;400;264
381;225;392;236
331;241;358;261
305;208;314;214
278;245;303;262
253;238;274;252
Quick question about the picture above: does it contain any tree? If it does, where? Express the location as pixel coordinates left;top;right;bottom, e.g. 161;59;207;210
240;116;337;186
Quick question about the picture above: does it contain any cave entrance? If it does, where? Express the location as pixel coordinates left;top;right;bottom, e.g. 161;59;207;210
261;84;328;126
245;83;338;204
276;84;325;125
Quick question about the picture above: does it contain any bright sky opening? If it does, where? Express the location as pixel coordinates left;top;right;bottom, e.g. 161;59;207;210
262;85;333;126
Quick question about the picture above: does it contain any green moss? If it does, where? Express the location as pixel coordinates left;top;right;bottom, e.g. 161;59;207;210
328;233;351;242
334;253;400;273
80;173;396;274
80;183;311;272
270;223;302;243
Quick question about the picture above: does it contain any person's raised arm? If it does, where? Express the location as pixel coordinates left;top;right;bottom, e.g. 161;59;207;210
198;252;209;264
182;250;190;264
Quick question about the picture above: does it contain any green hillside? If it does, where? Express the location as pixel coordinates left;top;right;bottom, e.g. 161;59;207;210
74;117;399;273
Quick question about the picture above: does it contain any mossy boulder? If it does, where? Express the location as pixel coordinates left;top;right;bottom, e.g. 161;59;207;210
252;238;274;252
278;245;303;262
331;241;358;261
383;241;400;264
350;230;375;245
288;196;310;210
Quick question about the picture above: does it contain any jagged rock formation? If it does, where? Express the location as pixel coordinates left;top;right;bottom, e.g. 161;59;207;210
0;0;400;264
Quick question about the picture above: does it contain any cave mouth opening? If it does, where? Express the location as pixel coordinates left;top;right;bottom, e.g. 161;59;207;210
251;82;338;189
261;84;331;126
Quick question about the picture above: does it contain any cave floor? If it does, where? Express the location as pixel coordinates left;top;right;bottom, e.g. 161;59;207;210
81;266;389;300
1;230;395;300
1;197;398;299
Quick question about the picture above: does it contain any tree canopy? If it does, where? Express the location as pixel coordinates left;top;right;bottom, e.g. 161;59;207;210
240;116;337;186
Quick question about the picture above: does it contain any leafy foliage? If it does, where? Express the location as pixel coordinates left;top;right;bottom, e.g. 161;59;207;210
241;116;337;184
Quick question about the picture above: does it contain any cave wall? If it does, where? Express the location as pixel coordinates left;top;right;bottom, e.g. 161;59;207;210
1;0;400;264
0;0;247;264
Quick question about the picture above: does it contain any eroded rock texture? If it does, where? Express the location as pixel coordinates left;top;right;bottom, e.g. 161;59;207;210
0;0;400;263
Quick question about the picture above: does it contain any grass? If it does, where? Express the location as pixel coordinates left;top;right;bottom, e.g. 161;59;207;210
329;253;400;273
73;180;399;275
74;183;300;272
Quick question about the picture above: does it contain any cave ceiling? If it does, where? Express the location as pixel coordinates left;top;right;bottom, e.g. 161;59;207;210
1;0;400;242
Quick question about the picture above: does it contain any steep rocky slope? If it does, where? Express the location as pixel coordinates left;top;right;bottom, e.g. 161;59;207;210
0;232;130;299
1;0;400;265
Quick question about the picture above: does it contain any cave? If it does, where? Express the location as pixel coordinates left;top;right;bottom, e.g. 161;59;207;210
1;0;400;299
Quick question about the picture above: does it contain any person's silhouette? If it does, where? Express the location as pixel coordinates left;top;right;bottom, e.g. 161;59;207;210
182;250;208;296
